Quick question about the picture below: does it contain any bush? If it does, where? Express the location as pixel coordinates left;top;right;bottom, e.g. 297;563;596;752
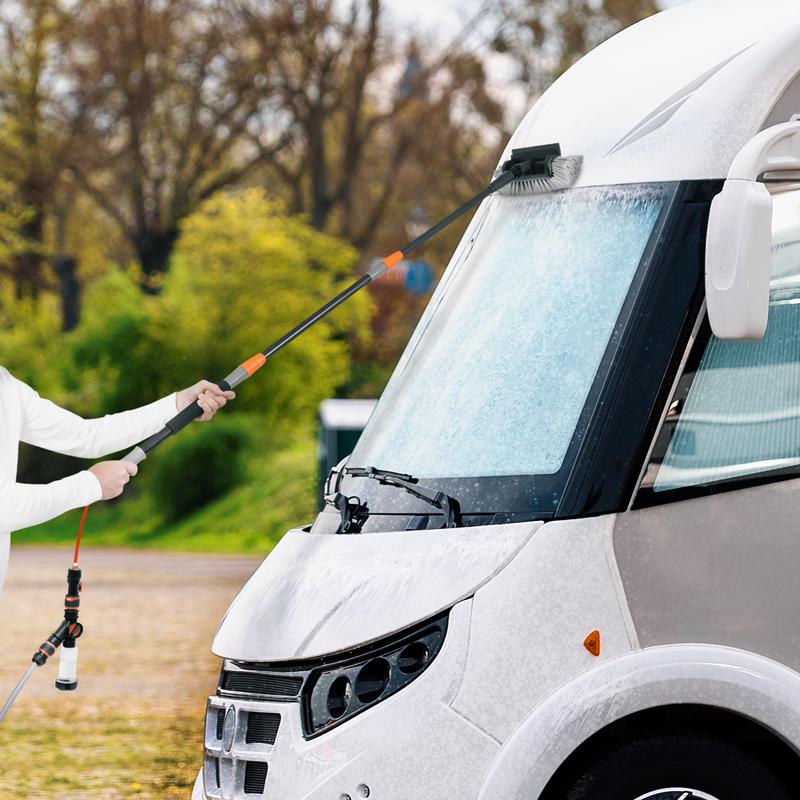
64;190;372;431
150;418;251;522
160;190;373;429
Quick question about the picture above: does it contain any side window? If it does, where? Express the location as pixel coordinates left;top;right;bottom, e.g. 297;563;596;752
640;187;800;497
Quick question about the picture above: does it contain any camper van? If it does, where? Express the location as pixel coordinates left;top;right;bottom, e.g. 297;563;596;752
192;2;800;798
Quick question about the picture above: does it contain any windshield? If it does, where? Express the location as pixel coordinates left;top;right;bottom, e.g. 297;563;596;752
350;185;666;481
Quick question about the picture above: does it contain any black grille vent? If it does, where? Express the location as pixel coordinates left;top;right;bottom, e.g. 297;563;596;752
221;670;303;698
214;758;220;788
246;712;280;745
244;761;268;794
215;709;225;739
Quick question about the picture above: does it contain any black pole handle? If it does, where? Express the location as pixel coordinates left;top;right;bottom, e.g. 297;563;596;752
165;378;234;435
122;379;234;464
165;400;204;435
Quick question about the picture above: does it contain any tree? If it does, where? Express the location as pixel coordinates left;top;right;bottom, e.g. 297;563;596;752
491;0;660;97
67;190;371;424
239;0;505;249
55;0;507;285
58;0;289;285
0;169;30;267
0;0;64;300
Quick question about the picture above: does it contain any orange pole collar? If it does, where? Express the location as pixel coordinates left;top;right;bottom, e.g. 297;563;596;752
240;353;267;376
382;251;404;271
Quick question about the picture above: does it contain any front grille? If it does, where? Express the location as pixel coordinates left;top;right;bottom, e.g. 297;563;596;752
246;712;280;745
221;670;303;698
205;699;281;799
243;761;268;794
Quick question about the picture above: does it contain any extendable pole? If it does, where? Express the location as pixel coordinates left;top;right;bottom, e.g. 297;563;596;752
1;144;570;726
122;147;553;465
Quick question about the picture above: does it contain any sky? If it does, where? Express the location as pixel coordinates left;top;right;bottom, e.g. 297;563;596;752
380;0;696;123
386;0;693;31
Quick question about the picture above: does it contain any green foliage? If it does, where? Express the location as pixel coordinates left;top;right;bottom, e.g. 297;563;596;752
63;268;164;415
0;173;30;262
66;190;372;430
150;418;250;522
3;192;362;549
20;430;317;556
0;283;65;399
159;190;372;427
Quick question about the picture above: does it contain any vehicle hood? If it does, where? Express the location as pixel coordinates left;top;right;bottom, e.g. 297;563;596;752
212;520;541;661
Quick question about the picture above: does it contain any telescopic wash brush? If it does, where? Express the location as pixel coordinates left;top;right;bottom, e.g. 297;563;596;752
0;142;581;723
123;144;582;466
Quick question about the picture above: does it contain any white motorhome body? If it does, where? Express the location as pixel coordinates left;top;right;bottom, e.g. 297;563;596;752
194;2;800;798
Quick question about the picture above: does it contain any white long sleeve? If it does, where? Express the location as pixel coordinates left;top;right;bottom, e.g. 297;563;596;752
0;470;102;532
15;375;178;458
0;366;178;535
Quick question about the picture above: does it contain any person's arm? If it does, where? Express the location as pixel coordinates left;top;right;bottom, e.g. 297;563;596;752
0;467;101;533
16;377;233;459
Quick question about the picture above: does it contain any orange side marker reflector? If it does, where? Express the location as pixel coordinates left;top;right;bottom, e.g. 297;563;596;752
382;250;404;270
240;353;267;376
583;630;601;657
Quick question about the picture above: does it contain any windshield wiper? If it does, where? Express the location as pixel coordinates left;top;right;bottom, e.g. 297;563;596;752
343;466;461;529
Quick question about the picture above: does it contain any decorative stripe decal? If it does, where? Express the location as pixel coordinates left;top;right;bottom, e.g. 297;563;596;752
607;44;756;156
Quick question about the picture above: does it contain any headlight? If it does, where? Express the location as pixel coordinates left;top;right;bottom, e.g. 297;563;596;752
302;613;447;737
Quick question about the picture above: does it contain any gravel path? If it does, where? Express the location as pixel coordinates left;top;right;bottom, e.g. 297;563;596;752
0;546;261;799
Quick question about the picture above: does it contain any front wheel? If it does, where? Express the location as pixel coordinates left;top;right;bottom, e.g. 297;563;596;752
559;732;791;800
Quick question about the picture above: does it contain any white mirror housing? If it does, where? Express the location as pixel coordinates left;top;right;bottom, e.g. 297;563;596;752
705;180;773;340
706;120;800;340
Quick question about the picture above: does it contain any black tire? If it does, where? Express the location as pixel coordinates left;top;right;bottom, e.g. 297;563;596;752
560;732;791;800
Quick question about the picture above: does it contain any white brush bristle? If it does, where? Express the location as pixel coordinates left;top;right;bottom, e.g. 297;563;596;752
497;155;583;196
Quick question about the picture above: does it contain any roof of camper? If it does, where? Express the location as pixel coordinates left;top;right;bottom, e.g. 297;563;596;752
502;0;800;187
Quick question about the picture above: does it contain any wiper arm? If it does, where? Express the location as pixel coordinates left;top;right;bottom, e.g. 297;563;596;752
344;466;461;528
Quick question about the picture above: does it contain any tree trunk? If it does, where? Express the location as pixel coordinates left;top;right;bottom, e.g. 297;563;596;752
54;256;81;331
134;229;179;290
13;210;45;299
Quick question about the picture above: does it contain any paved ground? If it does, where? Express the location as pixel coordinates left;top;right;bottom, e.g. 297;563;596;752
0;547;261;799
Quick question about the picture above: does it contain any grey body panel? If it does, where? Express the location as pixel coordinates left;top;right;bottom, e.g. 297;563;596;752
614;478;800;672
765;72;800;128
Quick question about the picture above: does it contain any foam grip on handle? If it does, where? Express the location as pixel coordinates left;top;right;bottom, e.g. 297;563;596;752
166;379;232;434
166;401;204;434
122;446;147;465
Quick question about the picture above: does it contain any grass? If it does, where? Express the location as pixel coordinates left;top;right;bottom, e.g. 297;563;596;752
0;704;205;799
16;425;320;556
0;548;256;799
1;420;320;797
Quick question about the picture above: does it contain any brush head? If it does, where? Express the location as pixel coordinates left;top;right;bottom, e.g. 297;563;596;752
496;154;584;196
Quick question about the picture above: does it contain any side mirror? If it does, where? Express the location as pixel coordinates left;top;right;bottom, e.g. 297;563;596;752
705;181;773;340
706;120;800;340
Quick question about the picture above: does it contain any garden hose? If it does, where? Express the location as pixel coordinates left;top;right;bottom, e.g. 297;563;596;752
0;535;85;721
